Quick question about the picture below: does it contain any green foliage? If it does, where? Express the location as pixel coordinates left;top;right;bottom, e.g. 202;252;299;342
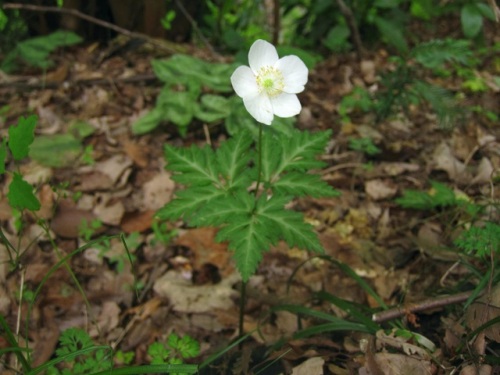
202;0;270;50
394;181;460;210
338;87;374;123
47;328;113;374
412;39;472;71
8;114;37;160
348;137;381;156
132;55;238;136
1;30;82;73
148;333;200;375
460;2;496;39
158;129;339;281
29;134;83;167
1;115;41;212
455;222;500;259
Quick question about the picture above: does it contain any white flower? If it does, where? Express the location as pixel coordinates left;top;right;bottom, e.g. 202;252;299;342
230;39;308;125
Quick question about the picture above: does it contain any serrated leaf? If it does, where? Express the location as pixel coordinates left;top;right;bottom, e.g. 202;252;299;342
257;195;324;253
216;216;271;281
192;189;254;227
165;144;219;187
157;89;194;131
272;173;340;198
461;4;483;38
8;115;37;160
156;186;224;221
272;129;331;177
216;131;254;189
7;172;40;211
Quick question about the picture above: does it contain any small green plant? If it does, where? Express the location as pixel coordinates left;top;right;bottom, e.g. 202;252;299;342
455;221;500;259
338;87;374;123
132;54;237;136
395;180;473;211
47;328;113;375
1;30;82;73
348;137;381;156
148;333;200;372
0;115;41;215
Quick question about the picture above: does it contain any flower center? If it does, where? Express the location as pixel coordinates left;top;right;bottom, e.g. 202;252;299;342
256;66;284;97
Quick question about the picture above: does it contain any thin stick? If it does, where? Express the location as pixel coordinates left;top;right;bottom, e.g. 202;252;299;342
2;2;182;54
172;0;219;59
372;290;480;323
239;281;247;340
334;0;365;60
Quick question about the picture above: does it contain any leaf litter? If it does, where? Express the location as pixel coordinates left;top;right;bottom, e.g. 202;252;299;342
0;34;499;375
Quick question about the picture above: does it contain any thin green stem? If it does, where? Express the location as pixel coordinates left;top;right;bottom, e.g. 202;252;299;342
254;123;264;197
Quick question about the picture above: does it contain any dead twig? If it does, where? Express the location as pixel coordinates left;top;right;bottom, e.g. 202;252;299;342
2;2;183;54
334;0;365;61
172;0;220;59
372;290;481;323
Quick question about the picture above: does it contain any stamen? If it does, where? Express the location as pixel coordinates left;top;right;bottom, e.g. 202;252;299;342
256;66;284;97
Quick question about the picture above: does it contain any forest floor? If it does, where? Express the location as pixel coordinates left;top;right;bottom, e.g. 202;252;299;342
0;27;499;375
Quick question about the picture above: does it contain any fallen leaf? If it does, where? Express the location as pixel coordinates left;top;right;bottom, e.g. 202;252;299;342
51;206;99;238
432;142;470;181
465;284;500;343
292;357;325;375
153;270;240;313
365;179;398;200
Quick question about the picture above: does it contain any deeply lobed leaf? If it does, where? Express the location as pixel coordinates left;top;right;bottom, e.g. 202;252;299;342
272;172;340;198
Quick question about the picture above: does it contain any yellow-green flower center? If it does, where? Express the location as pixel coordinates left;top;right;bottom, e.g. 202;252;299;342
256;66;284;97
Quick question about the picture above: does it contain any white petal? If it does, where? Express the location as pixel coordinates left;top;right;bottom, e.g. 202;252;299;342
243;94;274;125
248;40;279;73
231;66;259;98
275;56;308;93
270;93;301;118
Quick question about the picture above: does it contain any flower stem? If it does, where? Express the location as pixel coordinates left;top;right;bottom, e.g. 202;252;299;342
254;123;263;197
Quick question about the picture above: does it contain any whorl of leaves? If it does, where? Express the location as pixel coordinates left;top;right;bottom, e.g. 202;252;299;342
158;129;339;281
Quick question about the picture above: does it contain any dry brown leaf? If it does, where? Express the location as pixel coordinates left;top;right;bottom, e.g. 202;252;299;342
123;139;148;168
365;179;398;200
291;357;325;375
51;206;99;238
153;270;240;313
141;171;175;211
360;352;433;375
121;210;156;233
471;157;494;185
432;142;470;181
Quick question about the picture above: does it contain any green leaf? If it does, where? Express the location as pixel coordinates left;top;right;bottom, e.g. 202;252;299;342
257;195;324;253
156;186;225;222
216;213;271;281
15;31;82;70
215;131;254;189
412;39;472;70
194;94;231;123
7;172;41;211
0;138;7;174
373;16;408;52
475;2;497;21
266;129;331;181
272;173;340;198
191;190;254;227
164;144;219;186
132;107;164;135
395;181;457;210
29;134;82;167
157;89;194;132
323;24;351;52
8;115;37;160
461;4;483;38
